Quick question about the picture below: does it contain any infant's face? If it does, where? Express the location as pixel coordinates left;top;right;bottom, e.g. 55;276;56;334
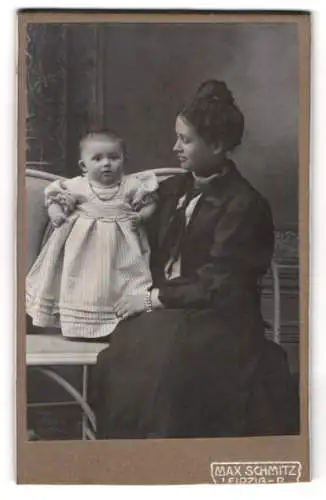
81;137;124;186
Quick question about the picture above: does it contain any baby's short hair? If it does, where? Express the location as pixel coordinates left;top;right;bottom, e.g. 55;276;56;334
79;129;127;156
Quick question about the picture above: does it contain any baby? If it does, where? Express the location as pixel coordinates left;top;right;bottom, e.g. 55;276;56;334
26;130;158;339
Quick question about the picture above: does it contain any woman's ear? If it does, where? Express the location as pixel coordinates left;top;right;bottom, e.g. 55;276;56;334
212;142;224;156
79;160;87;176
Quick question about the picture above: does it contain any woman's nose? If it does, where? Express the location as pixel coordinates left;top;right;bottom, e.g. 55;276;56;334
173;139;181;152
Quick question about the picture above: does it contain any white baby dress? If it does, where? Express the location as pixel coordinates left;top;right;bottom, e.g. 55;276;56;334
26;171;158;338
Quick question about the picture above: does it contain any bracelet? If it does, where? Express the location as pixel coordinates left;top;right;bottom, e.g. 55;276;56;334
144;290;153;313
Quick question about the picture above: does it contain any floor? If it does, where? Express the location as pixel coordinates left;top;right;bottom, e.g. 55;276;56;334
28;406;83;440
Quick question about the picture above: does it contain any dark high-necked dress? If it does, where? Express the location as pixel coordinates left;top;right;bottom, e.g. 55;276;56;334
93;161;298;439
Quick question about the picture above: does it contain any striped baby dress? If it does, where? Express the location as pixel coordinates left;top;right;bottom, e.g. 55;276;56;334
26;172;158;338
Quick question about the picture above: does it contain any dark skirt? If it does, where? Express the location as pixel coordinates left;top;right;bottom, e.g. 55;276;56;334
92;308;299;439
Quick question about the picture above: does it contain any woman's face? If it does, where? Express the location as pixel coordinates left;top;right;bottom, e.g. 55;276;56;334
173;115;222;176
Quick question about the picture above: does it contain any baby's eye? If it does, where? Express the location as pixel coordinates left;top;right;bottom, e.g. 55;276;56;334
92;154;102;162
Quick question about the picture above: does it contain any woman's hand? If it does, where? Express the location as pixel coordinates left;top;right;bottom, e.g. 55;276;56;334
113;289;163;320
113;292;148;319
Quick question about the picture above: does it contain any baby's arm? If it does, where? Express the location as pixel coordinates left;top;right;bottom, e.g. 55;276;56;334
127;171;158;224
47;202;67;228
45;179;78;228
137;201;156;221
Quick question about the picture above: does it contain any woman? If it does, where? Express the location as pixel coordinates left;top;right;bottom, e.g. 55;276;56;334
94;80;298;439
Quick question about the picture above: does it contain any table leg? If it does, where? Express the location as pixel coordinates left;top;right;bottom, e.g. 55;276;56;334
82;365;88;440
34;367;96;437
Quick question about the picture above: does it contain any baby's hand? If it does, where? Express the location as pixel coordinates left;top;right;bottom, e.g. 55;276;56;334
137;202;156;221
48;203;67;228
131;213;141;231
51;213;67;228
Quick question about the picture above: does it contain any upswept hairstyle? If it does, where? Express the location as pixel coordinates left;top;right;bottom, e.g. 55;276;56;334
180;80;244;152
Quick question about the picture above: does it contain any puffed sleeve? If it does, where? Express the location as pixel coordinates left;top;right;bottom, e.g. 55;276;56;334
126;171;159;210
158;193;274;309
44;178;79;215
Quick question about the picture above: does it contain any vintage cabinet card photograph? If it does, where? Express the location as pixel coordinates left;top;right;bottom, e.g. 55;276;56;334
16;10;310;484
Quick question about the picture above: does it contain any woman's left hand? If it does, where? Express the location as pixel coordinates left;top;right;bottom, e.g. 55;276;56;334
113;292;148;319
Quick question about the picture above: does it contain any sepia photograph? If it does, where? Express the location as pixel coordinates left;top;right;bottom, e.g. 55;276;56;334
17;11;310;484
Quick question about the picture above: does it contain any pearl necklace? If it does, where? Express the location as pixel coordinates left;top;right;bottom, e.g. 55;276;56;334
88;179;122;201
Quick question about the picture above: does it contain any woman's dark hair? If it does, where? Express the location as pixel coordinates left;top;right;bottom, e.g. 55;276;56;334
180;80;244;152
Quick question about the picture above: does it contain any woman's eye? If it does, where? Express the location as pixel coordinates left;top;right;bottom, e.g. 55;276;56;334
178;135;190;145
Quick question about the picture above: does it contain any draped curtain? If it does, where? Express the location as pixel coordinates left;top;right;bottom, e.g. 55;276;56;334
26;23;105;177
